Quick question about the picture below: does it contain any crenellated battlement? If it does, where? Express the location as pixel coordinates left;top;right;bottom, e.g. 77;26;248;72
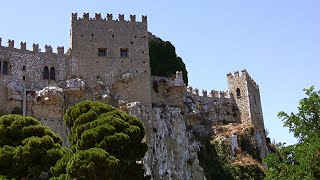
186;86;231;99
227;69;259;89
0;38;67;55
71;13;147;23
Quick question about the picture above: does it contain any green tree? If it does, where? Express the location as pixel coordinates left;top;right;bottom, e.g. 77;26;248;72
264;86;320;179
0;114;65;179
149;38;188;84
51;101;148;179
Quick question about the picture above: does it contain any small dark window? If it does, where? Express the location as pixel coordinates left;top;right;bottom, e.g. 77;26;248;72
120;48;128;57
50;67;55;80
254;95;257;106
236;88;241;97
43;66;49;79
2;61;8;75
112;35;115;38
98;49;106;57
23;76;25;80
131;42;133;44
22;65;26;71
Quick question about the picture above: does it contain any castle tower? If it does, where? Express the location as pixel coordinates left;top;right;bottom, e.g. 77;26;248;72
227;70;268;157
227;70;266;140
70;13;151;106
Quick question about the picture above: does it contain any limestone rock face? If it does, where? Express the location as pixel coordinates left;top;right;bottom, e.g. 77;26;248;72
35;86;64;105
60;78;87;102
147;107;204;179
6;81;23;101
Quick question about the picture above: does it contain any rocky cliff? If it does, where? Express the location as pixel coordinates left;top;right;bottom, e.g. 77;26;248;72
4;72;268;179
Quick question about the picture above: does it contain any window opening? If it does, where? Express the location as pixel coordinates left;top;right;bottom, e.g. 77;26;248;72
120;48;128;57
98;48;106;57
50;67;55;80
2;61;8;75
236;88;241;97
254;95;257;106
43;66;49;79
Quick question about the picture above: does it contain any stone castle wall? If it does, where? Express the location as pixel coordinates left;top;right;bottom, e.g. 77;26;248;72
0;13;268;179
71;13;152;106
0;40;70;114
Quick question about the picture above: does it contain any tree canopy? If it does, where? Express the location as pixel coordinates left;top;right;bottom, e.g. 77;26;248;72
264;86;320;179
149;38;188;84
0;114;65;179
51;101;148;179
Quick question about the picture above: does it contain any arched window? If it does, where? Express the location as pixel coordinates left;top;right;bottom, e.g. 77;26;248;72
2;61;8;75
236;88;241;97
50;67;55;80
43;66;49;79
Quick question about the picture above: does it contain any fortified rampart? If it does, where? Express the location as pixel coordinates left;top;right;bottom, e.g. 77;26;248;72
0;13;268;179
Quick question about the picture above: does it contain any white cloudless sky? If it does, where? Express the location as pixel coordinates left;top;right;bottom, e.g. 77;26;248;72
0;0;319;145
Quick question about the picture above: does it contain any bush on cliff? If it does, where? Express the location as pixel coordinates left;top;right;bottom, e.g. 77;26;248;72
149;38;188;84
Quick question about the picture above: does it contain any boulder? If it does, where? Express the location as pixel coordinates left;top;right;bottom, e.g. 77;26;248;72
35;86;64;105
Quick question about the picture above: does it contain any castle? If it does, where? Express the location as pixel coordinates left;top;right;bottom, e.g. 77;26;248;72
0;13;267;179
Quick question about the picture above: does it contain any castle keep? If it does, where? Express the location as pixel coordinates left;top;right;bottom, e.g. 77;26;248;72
0;13;267;179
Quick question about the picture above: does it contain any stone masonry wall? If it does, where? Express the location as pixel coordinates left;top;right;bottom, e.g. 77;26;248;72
0;41;69;114
71;13;152;107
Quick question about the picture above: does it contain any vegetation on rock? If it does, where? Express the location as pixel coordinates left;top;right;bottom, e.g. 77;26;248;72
149;38;188;84
51;101;148;179
264;86;320;179
198;124;265;180
0;114;65;179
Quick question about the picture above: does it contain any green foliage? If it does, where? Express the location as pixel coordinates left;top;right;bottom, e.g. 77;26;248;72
198;140;233;179
52;101;148;179
0;115;65;179
149;39;188;84
66;148;119;180
264;86;320;180
278;86;320;142
198;139;265;180
237;128;261;161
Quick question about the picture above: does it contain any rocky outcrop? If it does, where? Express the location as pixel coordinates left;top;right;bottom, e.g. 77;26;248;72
6;81;23;101
121;102;204;179
60;78;86;97
35;86;64;105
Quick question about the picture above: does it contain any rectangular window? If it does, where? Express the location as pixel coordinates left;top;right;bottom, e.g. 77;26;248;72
120;48;128;57
98;48;107;57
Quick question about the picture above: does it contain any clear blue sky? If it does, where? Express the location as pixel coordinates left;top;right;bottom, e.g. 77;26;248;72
1;1;319;145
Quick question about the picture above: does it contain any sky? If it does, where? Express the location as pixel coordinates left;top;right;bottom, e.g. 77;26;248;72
0;1;319;145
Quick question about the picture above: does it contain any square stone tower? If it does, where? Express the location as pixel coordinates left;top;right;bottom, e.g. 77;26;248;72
70;13;152;106
227;70;266;139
